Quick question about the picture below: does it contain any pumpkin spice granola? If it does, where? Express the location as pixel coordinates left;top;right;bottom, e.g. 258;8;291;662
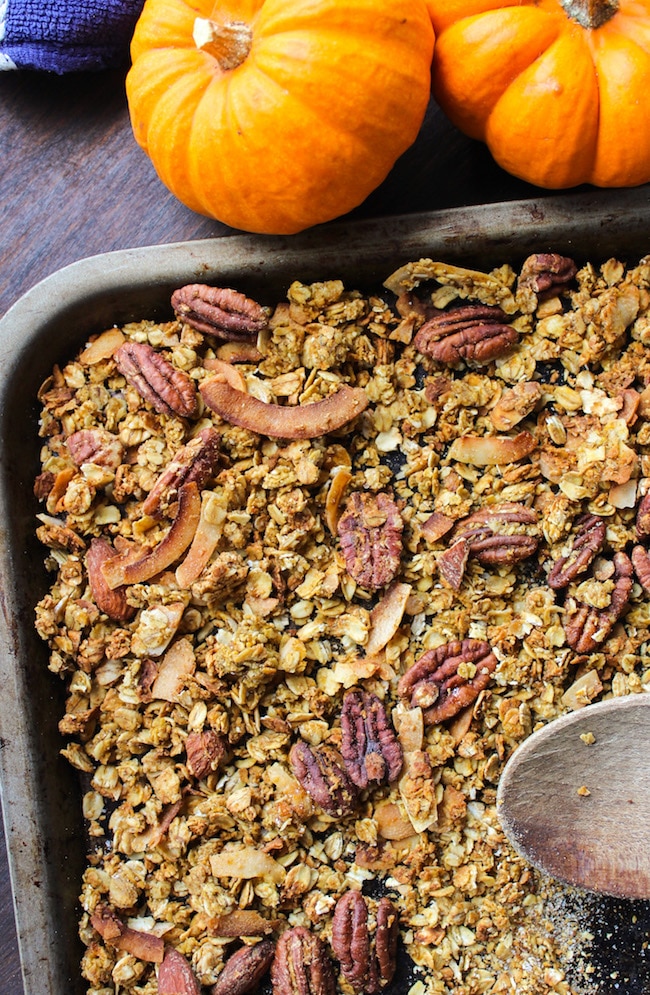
33;250;650;995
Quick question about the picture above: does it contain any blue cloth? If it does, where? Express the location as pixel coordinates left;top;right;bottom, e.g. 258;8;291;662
0;0;145;72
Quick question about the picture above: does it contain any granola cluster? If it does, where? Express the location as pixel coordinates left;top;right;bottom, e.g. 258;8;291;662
33;251;650;995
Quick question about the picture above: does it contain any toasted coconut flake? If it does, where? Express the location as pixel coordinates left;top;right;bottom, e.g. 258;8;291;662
200;379;368;440
393;704;424;754
79;327;125;364
365;582;411;658
332;657;373;687
448;431;537;466
215;340;263;364
325;466;353;534
421;511;455;543
447;704;475;745
102;483;201;589
490;381;543;431
175;490;228;588
151;638;196;701
399;750;439;834
209;848;285;883
561;670;604;711
246;595;280;617
90;905;164;963
203;357;246;391
608;479;638;509
131;602;187;658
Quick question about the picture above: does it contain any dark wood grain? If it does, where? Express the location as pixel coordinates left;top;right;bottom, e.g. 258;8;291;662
497;696;650;900
0;68;549;318
1;64;649;995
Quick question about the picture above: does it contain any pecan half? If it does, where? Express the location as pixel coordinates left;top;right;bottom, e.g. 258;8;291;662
636;491;650;539
632;545;650;593
211;939;275;995
337;492;403;590
438;504;539;590
271;927;336;995
86;538;136;622
454;503;539;565
564;551;633;654
398;639;498;726
331;892;398;995
142;427;221;517
414;305;518;365
66;427;124;469
90;905;164;962
517;253;577;301
172;284;267;341
288;740;357;817
374;897;400;987
340;690;403;789
547;515;606;589
186;729;228;779
114;341;198;418
33;471;55;501
159;946;201;995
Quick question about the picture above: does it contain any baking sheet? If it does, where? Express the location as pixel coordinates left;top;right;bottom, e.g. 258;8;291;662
2;189;650;994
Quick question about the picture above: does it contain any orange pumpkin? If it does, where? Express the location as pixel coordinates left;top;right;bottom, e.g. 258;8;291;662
428;0;650;189
126;0;435;235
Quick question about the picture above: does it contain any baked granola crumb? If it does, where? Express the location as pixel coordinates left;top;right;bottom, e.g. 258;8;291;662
34;256;650;994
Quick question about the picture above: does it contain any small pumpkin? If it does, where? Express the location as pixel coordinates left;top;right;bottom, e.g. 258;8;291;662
126;0;435;234
428;0;650;189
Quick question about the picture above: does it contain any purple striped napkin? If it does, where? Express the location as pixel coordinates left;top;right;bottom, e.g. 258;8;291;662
0;0;144;72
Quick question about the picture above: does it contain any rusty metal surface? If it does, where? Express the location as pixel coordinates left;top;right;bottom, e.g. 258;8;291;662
1;191;650;994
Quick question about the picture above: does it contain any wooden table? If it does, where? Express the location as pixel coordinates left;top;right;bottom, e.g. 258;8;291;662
0;68;549;318
2;65;650;995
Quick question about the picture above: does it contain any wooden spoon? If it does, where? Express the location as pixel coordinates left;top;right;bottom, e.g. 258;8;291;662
496;694;650;899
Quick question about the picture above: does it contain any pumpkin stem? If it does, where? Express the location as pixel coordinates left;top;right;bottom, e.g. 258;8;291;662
560;0;618;28
193;17;252;70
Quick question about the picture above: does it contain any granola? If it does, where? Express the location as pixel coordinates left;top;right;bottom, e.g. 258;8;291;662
33;252;650;995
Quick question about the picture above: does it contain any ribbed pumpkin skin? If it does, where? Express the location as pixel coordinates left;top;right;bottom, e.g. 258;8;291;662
428;0;650;189
126;0;435;234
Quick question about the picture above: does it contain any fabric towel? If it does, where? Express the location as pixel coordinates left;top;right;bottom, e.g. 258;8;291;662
0;0;145;72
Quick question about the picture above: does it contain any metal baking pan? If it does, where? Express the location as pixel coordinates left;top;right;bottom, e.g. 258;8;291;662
2;188;650;995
